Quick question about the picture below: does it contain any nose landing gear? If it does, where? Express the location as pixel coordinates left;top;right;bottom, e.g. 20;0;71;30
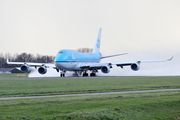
60;73;65;77
60;70;66;77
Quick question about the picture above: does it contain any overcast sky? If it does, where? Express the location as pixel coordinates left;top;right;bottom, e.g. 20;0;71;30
0;0;179;76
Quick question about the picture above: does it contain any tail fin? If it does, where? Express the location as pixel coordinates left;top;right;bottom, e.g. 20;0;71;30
92;28;102;53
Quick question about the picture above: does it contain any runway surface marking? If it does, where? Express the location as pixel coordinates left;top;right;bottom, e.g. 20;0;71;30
0;89;180;100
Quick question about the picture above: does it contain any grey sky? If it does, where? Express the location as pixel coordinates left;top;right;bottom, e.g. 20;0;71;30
0;0;179;76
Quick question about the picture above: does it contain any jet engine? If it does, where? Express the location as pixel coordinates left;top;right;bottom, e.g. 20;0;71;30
38;66;47;74
131;63;140;71
101;65;110;73
20;64;30;72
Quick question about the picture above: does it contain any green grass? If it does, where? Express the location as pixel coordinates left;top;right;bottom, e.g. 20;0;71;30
0;91;180;120
0;76;180;97
0;73;29;77
0;76;180;119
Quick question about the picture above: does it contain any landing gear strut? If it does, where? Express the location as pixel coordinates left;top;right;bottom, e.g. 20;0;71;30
60;73;65;77
60;70;66;77
90;69;97;77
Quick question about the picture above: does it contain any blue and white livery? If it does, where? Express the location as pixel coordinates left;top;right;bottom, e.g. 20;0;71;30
7;28;173;77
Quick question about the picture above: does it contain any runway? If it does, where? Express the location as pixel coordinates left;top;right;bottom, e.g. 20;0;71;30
0;75;174;80
0;76;131;80
0;77;61;80
0;88;180;100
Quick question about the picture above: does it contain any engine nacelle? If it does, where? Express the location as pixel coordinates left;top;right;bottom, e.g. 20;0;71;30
101;65;110;74
20;64;30;73
38;66;47;74
131;63;140;71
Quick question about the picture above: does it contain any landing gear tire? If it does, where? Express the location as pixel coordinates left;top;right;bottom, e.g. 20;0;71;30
60;73;65;77
90;73;96;77
83;72;88;77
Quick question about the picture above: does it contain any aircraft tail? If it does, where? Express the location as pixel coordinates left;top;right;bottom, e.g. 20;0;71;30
92;28;102;53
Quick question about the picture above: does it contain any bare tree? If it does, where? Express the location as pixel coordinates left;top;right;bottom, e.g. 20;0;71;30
0;52;55;68
16;53;34;62
76;48;93;53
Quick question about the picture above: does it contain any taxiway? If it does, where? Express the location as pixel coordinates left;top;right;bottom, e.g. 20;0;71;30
0;88;180;100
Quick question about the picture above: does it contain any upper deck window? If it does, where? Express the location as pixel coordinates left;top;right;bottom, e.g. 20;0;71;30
59;52;64;53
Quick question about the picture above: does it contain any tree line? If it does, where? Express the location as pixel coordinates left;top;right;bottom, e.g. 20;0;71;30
0;48;92;68
76;48;93;53
0;53;55;68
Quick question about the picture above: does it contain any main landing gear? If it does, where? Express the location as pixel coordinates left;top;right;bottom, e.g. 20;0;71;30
83;72;88;77
90;73;96;77
82;72;96;77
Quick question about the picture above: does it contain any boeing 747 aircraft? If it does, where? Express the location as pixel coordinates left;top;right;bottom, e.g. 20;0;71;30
7;28;173;77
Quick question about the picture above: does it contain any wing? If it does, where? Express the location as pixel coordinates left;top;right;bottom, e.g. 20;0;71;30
112;56;173;66
7;59;55;67
7;59;56;74
80;56;173;72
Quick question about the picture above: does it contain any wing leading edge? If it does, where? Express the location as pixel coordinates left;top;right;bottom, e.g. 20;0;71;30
80;56;173;70
113;56;173;66
6;59;55;67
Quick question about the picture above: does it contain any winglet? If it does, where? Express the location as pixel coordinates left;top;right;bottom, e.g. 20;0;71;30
7;59;9;64
168;56;174;61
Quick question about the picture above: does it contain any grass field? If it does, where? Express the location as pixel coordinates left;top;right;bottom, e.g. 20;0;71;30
0;91;180;119
0;76;180;119
0;76;180;97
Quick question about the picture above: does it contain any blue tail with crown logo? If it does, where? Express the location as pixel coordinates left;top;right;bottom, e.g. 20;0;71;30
92;28;102;53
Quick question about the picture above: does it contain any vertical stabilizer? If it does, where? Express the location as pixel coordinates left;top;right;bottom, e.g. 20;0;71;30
92;28;102;53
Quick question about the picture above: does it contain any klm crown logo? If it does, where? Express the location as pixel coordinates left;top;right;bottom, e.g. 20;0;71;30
96;39;100;48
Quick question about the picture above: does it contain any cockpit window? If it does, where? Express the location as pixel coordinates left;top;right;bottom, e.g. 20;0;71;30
59;52;64;53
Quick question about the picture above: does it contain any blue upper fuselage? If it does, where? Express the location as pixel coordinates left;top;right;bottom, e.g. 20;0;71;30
55;49;102;63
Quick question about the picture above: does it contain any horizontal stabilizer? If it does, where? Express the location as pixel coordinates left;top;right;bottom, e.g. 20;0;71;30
101;53;128;59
